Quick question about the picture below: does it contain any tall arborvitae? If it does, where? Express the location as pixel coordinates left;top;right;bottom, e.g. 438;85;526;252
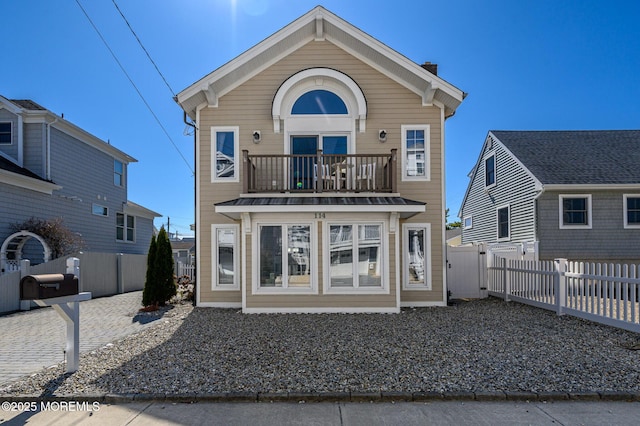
155;226;176;305
142;234;158;307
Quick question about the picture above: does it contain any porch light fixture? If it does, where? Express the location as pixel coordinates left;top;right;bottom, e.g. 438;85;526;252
378;129;387;142
252;130;261;143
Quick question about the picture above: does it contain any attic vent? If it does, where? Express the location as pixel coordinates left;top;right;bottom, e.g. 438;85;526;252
421;62;438;76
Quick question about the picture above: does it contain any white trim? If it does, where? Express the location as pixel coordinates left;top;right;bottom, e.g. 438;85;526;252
197;302;242;308
623;194;640;229
400;125;430;181
496;204;511;241
212;224;240;291
243;306;400;314
273;68;367;134
323;221;389;295
463;215;473;229
0;168;62;194
252;220;318;295
195;106;203;307
123;201;161;219
211;126;240;183
559;194;592;229
402;223;432;291
545;184;640;191
116;212;136;243
400;301;447;307
216;202;424;220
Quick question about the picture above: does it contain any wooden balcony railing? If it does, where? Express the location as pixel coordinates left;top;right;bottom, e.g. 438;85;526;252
243;149;397;194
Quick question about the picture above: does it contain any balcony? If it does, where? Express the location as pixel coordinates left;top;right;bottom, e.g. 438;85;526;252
243;149;397;194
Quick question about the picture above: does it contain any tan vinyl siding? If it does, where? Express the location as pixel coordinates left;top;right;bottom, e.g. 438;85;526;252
197;40;446;307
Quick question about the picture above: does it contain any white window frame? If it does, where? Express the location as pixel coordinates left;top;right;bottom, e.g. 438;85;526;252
92;203;108;217
116;213;135;243
623;194;640;229
559;194;592;229
252;220;317;294
114;159;125;187
496;204;510;241
0;122;12;145
463;215;473;230
211;126;240;183
484;152;496;189
402;223;431;291
212;224;240;290
323;221;389;295
401;125;430;181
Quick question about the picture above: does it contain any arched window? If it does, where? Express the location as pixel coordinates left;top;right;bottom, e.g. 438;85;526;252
291;90;348;115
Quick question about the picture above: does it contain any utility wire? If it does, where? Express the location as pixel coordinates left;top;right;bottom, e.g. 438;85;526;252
75;0;194;175
111;0;176;97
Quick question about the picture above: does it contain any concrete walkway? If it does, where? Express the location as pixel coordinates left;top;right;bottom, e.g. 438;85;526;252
0;291;154;385
1;400;640;425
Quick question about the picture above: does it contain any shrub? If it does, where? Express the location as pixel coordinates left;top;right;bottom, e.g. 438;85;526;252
11;217;85;258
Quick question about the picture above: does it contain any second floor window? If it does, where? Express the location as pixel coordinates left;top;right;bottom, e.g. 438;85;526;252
401;125;430;181
0;122;11;144
212;127;239;182
485;154;495;187
114;160;124;187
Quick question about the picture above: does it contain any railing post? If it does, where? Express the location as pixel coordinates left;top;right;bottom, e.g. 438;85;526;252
316;149;323;193
242;150;249;194
390;149;397;193
502;257;510;302
554;258;567;316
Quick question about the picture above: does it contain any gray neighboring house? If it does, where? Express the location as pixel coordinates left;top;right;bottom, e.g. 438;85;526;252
459;130;640;263
0;95;160;271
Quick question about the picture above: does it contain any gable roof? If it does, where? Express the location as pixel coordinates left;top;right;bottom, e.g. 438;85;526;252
176;6;465;119
492;130;640;185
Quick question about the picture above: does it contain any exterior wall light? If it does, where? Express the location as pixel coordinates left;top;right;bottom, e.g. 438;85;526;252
378;129;387;142
253;130;261;143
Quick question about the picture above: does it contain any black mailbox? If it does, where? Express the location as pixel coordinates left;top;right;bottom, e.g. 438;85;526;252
20;274;79;300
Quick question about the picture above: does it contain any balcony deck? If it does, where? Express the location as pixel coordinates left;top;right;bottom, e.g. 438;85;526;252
242;150;397;194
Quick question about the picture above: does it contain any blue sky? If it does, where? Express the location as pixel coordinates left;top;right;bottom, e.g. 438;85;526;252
2;0;638;235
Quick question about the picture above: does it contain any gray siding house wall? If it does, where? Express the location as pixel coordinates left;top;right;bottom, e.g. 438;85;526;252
0;96;160;267
460;130;640;263
459;133;538;244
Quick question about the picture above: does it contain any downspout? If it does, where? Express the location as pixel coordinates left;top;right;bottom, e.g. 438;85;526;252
45;117;59;181
183;111;197;307
532;187;544;249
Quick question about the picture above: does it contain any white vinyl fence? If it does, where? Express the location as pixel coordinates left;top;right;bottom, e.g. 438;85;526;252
489;256;640;333
0;252;147;314
176;261;195;282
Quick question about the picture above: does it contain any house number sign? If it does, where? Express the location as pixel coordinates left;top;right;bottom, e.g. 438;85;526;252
314;212;326;219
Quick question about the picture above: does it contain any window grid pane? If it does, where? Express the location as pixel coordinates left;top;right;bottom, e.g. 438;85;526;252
216;131;235;179
563;198;588;225
498;207;509;239
485;156;495;186
407;228;425;286
330;225;353;287
287;226;311;287
217;228;235;285
406;130;425;176
628;197;640;224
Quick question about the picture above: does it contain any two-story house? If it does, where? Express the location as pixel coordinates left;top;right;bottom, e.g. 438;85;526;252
0;95;160;272
176;6;465;313
459;130;640;264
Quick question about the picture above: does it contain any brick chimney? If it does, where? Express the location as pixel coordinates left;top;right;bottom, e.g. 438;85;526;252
421;62;438;76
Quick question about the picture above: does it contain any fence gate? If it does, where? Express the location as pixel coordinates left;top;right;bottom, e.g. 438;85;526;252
446;244;487;299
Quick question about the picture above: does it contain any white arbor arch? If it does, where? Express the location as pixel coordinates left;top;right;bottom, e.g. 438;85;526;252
0;230;51;274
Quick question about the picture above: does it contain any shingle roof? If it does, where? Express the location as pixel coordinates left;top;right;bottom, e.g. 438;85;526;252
10;99;46;110
0;156;49;182
492;130;640;185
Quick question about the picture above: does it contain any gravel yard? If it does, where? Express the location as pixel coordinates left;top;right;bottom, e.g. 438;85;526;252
1;298;639;397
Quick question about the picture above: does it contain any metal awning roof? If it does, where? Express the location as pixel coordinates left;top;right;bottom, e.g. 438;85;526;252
215;196;425;219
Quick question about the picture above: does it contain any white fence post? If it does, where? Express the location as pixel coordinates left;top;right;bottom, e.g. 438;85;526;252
116;253;124;294
503;257;510;302
66;257;80;277
19;259;31;311
554;258;567;316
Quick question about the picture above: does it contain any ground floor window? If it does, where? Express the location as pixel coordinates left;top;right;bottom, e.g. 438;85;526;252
257;223;313;291
212;225;239;290
325;222;385;292
403;223;431;290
